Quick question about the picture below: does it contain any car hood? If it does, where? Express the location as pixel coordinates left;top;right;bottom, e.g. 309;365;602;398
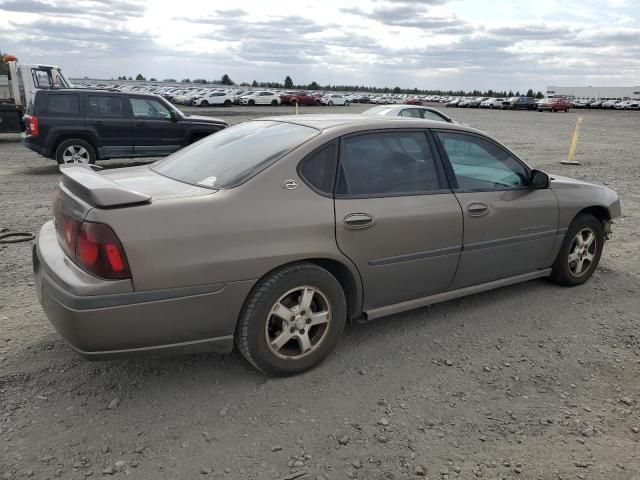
181;114;227;125
101;165;216;201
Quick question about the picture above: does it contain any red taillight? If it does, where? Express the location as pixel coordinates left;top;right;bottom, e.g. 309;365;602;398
25;115;39;137
54;211;131;280
75;222;131;280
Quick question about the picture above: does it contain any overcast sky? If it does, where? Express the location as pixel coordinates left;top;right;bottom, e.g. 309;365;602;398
1;0;638;91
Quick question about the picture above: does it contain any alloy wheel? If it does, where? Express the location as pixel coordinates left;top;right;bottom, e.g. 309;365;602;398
265;286;331;360
568;228;597;277
62;145;90;164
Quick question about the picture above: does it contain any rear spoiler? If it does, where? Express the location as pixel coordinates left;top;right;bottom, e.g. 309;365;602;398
59;164;151;208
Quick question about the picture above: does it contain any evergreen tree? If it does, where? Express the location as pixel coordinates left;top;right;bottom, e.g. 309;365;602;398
284;76;293;88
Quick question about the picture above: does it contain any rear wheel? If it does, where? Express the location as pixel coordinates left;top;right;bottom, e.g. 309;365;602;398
314;99;321;106
236;263;347;376
271;99;278;105
55;139;96;165
224;99;231;107
328;101;334;106
550;213;604;286
291;99;298;106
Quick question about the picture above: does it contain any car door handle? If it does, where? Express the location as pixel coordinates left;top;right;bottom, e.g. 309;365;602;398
135;122;148;127
344;213;374;229
90;121;104;126
466;202;490;217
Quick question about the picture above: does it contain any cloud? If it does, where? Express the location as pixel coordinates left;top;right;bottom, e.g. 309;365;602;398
0;0;146;17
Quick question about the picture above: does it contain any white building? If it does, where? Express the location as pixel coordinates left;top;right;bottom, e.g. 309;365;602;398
546;86;640;100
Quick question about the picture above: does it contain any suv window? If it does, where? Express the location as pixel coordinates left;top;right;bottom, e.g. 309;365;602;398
129;97;171;119
436;132;529;190
299;143;337;194
87;96;125;117
336;132;443;197
46;94;80;115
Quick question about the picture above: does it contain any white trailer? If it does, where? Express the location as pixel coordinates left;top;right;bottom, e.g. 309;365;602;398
0;54;73;133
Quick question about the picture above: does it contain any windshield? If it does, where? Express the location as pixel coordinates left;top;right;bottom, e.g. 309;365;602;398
152;121;319;189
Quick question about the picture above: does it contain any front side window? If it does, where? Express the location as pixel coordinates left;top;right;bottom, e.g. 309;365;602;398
336;131;443;196
152;121;318;189
87;96;124;117
129;98;171;119
436;132;529;190
47;94;80;115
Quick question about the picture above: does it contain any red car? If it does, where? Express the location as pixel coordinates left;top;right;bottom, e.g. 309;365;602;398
290;92;322;106
538;98;572;112
405;98;424;106
279;91;299;105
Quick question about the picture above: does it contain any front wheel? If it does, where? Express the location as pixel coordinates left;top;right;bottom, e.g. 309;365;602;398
550;213;604;286
248;99;255;106
328;101;334;106
236;263;347;376
55;139;96;165
200;100;209;107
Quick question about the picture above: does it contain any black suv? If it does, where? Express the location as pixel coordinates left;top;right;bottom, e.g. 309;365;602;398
22;89;227;164
501;96;537;110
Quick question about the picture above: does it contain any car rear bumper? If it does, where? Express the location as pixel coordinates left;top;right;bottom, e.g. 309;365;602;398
33;221;254;359
22;135;50;158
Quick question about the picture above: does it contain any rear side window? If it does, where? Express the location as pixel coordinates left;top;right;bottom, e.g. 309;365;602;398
47;94;80;115
336;131;443;197
299;143;337;195
87;96;125;117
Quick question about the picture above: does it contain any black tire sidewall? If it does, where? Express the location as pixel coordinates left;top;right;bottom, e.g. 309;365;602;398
55;139;96;165
552;214;604;286
238;265;346;376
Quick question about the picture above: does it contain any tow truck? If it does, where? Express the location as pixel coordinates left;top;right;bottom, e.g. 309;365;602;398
0;54;72;133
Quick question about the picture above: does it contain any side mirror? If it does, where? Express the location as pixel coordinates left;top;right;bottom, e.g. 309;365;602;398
530;169;549;189
169;110;179;122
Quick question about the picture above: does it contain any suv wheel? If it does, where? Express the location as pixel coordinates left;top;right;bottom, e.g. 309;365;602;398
55;139;96;165
550;213;604;286
248;99;255;106
200;100;209;107
236;263;347;376
224;99;232;107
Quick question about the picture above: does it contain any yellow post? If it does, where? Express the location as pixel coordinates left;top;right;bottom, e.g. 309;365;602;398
295;101;299;115
562;116;583;165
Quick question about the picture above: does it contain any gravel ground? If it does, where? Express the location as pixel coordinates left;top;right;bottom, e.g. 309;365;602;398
1;104;639;480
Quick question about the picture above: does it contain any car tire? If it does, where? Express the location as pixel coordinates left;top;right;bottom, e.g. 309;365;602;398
236;263;347;376
224;99;231;107
550;213;605;287
55;139;96;165
200;100;209;107
271;99;278;106
291;99;298;106
248;99;255;106
314;100;321;106
328;101;334;106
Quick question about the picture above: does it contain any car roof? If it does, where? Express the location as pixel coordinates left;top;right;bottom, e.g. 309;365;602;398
41;88;159;99
259;114;477;134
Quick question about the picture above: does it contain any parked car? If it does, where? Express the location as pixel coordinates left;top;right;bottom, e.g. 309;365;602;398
288;92;321;106
589;99;604;108
22;89;227;164
362;104;460;124
33;114;621;375
468;97;489;108
480;98;506;109
193;91;234;107
601;99;620;109
537;98;572;112
405;98;424;106
457;98;473;108
239;91;281;106
445;97;461;107
502;97;537;110
626;100;640;110
320;94;349;106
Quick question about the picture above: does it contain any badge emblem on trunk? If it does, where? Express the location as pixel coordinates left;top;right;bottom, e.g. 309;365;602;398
283;179;298;190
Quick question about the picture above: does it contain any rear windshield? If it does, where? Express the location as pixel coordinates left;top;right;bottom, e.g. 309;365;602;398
152;121;318;189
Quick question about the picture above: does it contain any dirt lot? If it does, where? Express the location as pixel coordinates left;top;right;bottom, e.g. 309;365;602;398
1;104;639;480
